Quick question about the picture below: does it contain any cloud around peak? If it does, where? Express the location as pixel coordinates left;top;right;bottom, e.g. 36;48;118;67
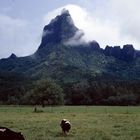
0;1;140;59
43;4;140;50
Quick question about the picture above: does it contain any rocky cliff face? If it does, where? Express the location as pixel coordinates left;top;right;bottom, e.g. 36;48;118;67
104;44;136;61
0;9;140;81
89;41;101;51
122;45;136;61
39;9;78;48
35;9;100;59
2;9;139;63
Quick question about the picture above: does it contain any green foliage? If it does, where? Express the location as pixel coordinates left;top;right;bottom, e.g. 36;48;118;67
29;79;64;106
0;44;140;105
0;72;27;104
64;80;140;105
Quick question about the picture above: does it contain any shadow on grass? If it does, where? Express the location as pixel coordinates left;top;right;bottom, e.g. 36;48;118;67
32;107;44;113
55;132;74;138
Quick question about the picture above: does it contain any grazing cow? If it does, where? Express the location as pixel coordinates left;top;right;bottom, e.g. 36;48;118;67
0;127;25;140
60;119;71;134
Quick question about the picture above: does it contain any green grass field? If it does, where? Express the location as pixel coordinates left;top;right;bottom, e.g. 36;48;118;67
0;106;140;140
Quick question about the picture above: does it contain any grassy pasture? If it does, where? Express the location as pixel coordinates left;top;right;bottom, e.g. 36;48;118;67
0;106;140;140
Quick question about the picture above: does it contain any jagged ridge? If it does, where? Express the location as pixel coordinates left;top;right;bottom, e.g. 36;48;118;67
0;9;140;82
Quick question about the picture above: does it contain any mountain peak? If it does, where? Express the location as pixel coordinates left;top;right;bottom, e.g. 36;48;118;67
8;53;17;59
61;8;70;16
39;9;78;48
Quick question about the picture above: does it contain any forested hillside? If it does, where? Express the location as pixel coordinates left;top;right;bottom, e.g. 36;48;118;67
0;10;140;105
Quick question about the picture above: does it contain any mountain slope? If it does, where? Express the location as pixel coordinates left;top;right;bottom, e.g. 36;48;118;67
0;9;140;83
0;9;140;105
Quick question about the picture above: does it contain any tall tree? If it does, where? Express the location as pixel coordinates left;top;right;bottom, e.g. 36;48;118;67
30;79;64;106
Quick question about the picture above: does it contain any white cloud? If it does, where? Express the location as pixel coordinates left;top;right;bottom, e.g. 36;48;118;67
42;30;53;38
64;30;86;46
43;4;140;49
109;0;140;40
0;14;40;58
1;2;140;59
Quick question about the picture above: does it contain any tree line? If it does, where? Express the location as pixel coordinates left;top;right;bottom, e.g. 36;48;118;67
0;72;140;106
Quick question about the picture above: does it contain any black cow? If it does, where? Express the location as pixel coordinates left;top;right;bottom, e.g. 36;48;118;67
0;127;25;140
60;119;71;134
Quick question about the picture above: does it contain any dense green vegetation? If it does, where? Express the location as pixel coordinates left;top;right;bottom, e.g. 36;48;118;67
0;106;140;140
0;10;140;106
0;71;140;105
28;80;64;106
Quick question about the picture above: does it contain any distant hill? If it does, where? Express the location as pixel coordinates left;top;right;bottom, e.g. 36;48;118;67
0;9;140;105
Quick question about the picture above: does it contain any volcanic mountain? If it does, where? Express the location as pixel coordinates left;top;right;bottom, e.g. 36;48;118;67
0;9;140;83
0;9;140;105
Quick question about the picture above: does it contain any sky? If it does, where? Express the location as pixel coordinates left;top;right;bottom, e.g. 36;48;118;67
0;0;140;58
